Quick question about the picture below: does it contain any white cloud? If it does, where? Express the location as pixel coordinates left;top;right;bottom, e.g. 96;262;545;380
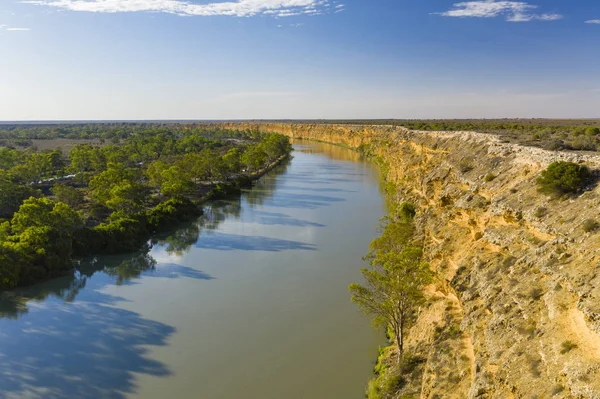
585;20;600;24
23;0;336;18
436;1;562;22
0;24;31;31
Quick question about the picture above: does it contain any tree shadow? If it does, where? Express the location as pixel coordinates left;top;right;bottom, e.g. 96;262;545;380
0;251;214;319
0;292;175;399
278;185;357;194
194;232;316;252
262;192;345;209
243;210;325;227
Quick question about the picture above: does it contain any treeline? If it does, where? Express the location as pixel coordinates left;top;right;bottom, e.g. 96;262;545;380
0;123;254;146
0;127;292;289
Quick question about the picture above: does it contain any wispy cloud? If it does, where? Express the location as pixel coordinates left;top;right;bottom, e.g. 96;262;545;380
0;24;31;31
585;20;600;24
23;0;340;18
435;1;562;22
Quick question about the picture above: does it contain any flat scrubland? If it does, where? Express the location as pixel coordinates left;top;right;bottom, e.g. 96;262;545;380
267;119;600;152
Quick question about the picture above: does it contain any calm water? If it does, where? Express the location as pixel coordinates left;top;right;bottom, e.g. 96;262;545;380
0;142;386;399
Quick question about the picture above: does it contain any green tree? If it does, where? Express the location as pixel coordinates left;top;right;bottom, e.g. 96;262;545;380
11;197;83;236
160;165;194;198
350;246;432;361
261;134;292;162
0;171;39;217
223;148;242;178
105;181;146;216
88;163;141;205
9;153;53;184
241;145;268;172
51;183;84;208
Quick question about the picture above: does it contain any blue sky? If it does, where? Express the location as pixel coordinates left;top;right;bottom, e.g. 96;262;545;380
0;0;599;120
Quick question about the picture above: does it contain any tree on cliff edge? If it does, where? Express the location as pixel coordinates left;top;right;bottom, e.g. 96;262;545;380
350;246;431;362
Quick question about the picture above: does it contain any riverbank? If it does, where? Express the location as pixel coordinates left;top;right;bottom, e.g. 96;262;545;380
216;122;600;398
1;128;293;290
0;141;385;399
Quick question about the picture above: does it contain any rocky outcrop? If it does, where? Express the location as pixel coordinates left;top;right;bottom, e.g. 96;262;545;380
217;123;600;398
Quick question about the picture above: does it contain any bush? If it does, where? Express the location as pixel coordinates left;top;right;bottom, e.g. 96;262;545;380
536;161;593;196
529;287;544;300
560;340;577;354
484;173;496;182
534;207;548;218
398;202;416;222
458;158;474;173
582;219;598;233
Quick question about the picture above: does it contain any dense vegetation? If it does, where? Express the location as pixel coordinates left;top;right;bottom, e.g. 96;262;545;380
0;125;292;289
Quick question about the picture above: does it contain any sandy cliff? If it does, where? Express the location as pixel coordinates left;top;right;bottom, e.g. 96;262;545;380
218;123;600;398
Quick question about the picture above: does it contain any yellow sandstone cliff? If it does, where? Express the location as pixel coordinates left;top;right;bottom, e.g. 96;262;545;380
218;123;600;399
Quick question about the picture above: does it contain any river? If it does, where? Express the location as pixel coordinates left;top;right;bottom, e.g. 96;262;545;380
0;142;386;399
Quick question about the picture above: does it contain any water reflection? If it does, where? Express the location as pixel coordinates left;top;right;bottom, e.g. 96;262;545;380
0;251;214;398
0;141;387;399
0;159;292;320
193;232;317;252
245;211;325;228
0;292;174;399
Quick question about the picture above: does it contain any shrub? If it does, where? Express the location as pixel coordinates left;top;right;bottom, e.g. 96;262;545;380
569;135;598;151
484;173;496;182
398;202;416;222
529;287;544;300
582;218;598;233
585;127;600;136
536;161;593;196
552;385;564;395
534;207;548;218
560;340;577;354
458;158;474;173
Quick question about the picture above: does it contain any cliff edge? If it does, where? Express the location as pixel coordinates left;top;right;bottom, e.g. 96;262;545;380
219;123;600;399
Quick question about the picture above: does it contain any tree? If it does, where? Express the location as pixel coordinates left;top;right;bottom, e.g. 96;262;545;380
88;163;141;205
11;197;83;236
105;181;146;216
160;165;194;198
222;148;242;178
241;145;268;172
51;183;84;208
261;134;292;163
0;171;39;218
349;246;432;361
9;153;53;184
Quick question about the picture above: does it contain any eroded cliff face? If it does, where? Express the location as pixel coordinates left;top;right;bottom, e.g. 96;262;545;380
219;123;600;398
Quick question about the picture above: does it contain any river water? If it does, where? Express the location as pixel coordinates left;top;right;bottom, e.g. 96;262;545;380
0;142;386;399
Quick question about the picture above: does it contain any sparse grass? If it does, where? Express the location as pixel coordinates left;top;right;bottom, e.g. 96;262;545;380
560;340;578;354
528;356;542;378
582;218;598;233
529;287;544;300
551;385;564;396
